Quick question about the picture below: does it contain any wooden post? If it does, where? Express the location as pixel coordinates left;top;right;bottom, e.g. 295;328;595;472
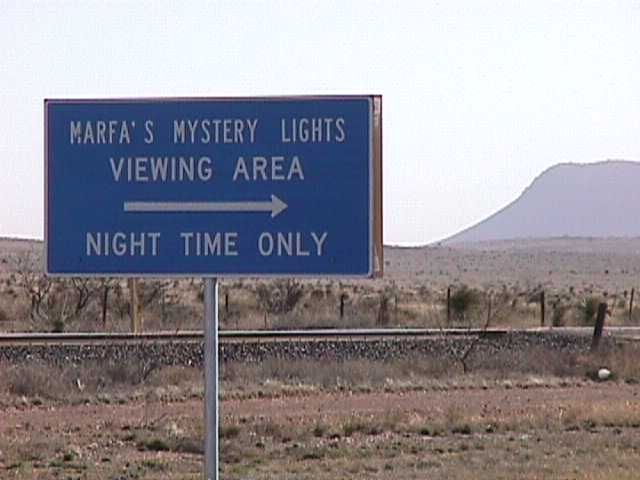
128;278;140;333
591;302;608;352
377;295;389;326
101;281;109;328
339;293;346;319
540;291;545;327
161;286;166;324
629;288;635;322
394;295;398;321
486;294;492;325
138;284;144;332
225;293;229;315
446;287;451;324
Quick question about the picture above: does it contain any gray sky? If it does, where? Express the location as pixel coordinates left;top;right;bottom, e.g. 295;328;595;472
2;1;639;245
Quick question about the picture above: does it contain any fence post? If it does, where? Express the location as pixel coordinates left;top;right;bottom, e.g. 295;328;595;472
591;302;608;352
101;282;109;328
394;294;399;320
540;291;545;327
339;293;346;319
377;295;389;326
128;278;141;333
161;286;166;324
446;287;451;324
629;288;635;322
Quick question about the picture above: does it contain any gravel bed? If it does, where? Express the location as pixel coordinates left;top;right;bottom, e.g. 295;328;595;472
0;332;607;368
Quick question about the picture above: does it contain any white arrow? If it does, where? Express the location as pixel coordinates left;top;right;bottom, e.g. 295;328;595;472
123;194;288;218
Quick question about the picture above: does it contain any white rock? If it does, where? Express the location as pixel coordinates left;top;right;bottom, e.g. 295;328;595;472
598;368;611;380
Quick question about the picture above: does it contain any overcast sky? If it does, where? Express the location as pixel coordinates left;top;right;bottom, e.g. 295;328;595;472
2;1;639;245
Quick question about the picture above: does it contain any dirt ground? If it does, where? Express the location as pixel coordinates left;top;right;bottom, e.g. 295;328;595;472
2;378;640;479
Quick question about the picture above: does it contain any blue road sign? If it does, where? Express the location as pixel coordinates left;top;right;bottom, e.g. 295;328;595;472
45;96;381;277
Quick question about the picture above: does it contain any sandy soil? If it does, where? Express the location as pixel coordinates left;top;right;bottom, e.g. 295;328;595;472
2;381;640;479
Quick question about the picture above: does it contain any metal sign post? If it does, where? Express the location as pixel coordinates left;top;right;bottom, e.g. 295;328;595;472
44;95;383;480
204;278;219;480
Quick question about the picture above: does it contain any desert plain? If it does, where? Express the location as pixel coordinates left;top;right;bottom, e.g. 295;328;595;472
1;237;640;479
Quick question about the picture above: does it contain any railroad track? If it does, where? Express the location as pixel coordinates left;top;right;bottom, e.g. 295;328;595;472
0;328;511;346
0;326;637;346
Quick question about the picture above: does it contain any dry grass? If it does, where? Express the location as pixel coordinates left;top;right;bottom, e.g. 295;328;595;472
3;364;70;399
221;357;454;396
4;342;640;405
0;362;203;404
0;268;639;331
3;355;640;479
3;237;640;333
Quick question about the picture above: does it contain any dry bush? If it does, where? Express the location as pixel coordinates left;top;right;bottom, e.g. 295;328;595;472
222;357;453;390
256;279;304;316
253;419;287;441
449;285;482;326
444;404;472;434
577;296;605;326
584;343;640;381
472;346;581;378
146;365;201;387
1;364;70;398
99;360;158;386
552;302;570;327
341;411;404;437
0;360;175;401
271;313;375;330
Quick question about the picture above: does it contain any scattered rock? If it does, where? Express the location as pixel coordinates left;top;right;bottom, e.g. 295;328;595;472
598;368;612;381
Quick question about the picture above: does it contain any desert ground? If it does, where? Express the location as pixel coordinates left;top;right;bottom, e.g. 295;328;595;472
2;236;640;479
2;350;640;480
0;346;640;479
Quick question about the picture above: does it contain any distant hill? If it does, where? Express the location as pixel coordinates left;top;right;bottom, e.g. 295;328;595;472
444;160;640;244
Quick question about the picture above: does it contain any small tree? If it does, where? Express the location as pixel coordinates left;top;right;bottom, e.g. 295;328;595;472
70;278;98;316
12;250;53;321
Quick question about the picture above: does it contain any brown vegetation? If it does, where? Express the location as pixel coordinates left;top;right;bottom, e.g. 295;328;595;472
2;238;640;334
2;345;640;479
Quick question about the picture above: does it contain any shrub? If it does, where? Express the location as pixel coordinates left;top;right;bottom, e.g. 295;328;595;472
312;422;327;437
256;279;304;316
51;317;65;333
552;303;569;327
141;438;170;452
173;437;203;454
4;364;61;398
577;296;603;326
102;361;156;385
220;425;240;439
342;417;369;437
449;285;480;322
